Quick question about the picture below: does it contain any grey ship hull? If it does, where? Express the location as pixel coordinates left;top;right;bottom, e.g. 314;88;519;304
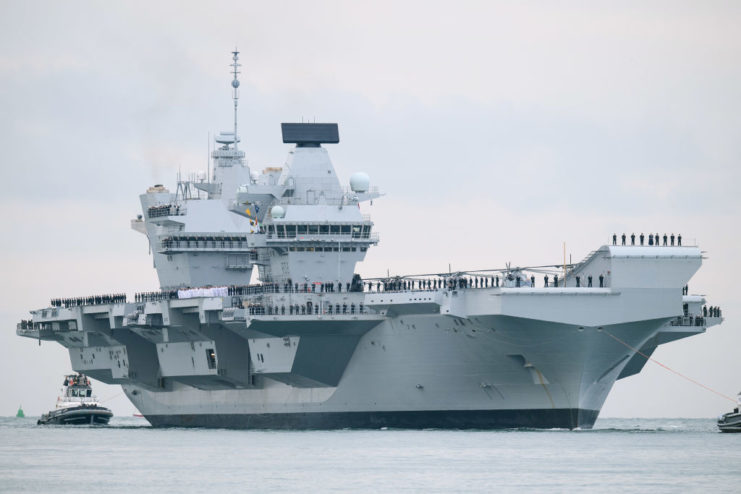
19;245;720;430
127;316;621;429
122;296;696;429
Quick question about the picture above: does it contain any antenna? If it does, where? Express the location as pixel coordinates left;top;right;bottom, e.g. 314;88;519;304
231;48;241;151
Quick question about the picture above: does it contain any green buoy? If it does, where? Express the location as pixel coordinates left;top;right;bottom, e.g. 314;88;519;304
16;405;24;418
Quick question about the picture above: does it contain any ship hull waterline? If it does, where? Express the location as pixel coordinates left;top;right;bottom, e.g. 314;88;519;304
144;408;600;430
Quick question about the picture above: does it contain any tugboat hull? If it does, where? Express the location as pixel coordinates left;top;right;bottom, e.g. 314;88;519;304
718;412;741;433
37;406;112;425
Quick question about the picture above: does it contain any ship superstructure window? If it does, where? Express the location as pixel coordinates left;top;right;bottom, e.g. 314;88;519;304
161;235;253;252
268;223;372;239
206;349;217;369
287;246;361;253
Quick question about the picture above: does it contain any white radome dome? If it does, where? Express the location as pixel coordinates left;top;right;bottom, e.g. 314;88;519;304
350;172;370;193
271;205;285;219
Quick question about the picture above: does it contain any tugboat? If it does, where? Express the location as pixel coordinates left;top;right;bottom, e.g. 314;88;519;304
37;374;113;425
717;392;741;433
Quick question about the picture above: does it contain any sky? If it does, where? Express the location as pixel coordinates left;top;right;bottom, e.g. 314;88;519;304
0;0;740;418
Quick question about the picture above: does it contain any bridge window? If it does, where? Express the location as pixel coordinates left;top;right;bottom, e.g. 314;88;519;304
330;225;340;234
297;225;308;235
286;225;296;238
320;225;329;234
308;225;318;234
352;225;362;238
341;225;351;235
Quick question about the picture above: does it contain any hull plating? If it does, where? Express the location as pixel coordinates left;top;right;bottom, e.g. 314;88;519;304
125;314;662;429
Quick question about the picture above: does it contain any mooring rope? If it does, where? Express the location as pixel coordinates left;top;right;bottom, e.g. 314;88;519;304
602;329;736;403
100;392;123;403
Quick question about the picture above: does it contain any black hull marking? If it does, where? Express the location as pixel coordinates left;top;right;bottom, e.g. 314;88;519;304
145;408;600;430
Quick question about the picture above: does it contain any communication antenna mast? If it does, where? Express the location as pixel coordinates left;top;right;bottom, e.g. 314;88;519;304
231;48;241;151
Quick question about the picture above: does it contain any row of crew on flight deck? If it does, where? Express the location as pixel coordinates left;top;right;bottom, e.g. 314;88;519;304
368;273;607;291
135;290;178;303
50;293;127;308
229;280;366;295
613;232;682;246
370;277;501;291
44;269;618;312
704;306;722;317
247;301;366;316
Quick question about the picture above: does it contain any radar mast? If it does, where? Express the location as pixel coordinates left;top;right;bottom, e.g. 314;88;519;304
231;49;241;151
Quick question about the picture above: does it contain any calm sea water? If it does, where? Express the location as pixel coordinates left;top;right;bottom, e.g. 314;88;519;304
0;416;738;493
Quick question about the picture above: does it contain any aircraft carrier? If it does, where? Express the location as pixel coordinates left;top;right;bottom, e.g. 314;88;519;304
16;51;724;429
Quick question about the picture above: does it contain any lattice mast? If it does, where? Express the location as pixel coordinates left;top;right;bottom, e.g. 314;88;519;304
231;49;241;151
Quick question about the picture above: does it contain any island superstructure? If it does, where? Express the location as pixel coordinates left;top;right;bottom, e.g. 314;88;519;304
16;51;723;429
